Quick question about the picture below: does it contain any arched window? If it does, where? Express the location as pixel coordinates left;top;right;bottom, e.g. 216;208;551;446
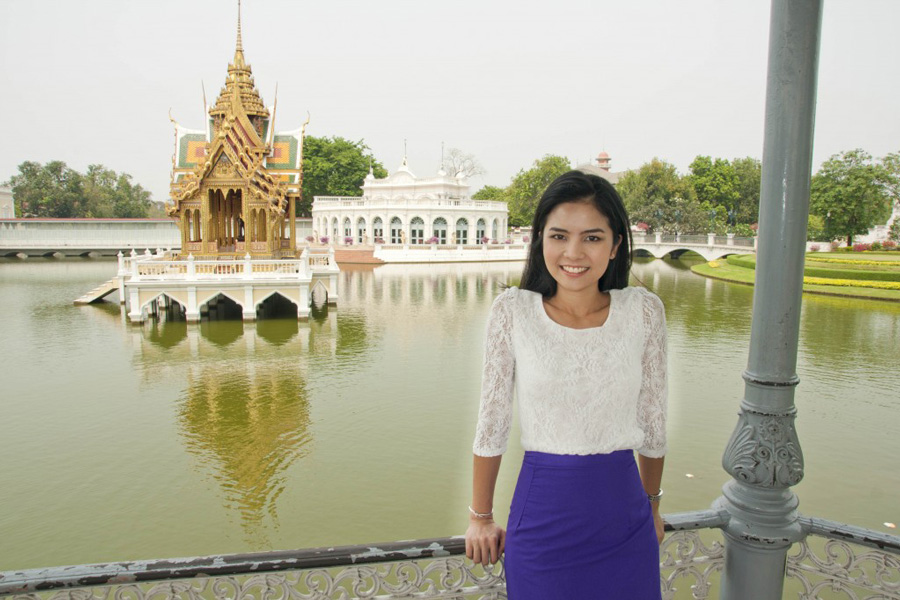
476;218;486;244
343;217;352;243
433;217;447;244
331;217;339;241
455;218;468;245
410;217;425;245
356;217;367;244
373;217;384;243
390;217;403;244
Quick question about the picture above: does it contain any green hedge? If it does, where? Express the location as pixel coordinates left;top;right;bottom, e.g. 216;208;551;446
724;253;900;282
802;265;900;281
726;254;756;268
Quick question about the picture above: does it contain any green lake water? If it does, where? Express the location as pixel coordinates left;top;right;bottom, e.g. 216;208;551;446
1;257;897;571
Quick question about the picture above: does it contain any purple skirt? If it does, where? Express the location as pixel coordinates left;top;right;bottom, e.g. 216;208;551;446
504;450;661;599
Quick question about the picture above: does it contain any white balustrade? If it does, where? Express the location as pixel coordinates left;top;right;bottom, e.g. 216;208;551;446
313;196;507;211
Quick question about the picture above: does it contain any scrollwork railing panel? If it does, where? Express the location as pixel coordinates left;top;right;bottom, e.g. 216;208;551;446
6;557;505;600
787;535;900;600
659;529;725;600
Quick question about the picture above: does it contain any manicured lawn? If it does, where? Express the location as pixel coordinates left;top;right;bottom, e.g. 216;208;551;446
691;255;900;302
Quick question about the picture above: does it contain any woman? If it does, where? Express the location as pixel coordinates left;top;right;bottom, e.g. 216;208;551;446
465;171;667;599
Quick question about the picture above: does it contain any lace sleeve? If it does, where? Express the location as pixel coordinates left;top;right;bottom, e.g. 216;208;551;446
472;288;516;457
636;289;668;458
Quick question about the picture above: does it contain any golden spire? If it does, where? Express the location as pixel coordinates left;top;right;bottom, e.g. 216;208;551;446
209;0;268;119
234;0;245;68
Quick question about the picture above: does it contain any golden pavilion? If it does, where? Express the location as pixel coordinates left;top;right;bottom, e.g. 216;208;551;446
167;5;305;259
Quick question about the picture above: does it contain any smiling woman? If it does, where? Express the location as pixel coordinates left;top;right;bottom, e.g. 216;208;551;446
541;202;622;325
465;171;667;599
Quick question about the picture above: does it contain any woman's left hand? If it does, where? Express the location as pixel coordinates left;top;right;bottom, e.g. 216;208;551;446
652;507;665;545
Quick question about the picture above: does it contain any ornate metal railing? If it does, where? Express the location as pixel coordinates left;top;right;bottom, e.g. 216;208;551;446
3;512;897;600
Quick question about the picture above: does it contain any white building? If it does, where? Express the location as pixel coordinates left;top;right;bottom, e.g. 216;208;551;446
856;201;900;244
0;186;15;219
312;158;509;246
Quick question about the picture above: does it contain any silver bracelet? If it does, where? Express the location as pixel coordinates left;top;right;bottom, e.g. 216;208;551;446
647;489;664;503
468;505;494;519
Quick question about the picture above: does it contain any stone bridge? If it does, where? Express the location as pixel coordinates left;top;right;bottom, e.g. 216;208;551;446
633;232;756;261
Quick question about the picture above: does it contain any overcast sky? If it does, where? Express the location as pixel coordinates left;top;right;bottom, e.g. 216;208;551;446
1;1;897;203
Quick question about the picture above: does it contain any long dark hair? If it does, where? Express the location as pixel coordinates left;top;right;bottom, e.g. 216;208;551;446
520;170;633;296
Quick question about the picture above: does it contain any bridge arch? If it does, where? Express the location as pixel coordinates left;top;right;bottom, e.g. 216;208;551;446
197;290;245;312
310;280;329;304
137;291;186;320
254;290;299;319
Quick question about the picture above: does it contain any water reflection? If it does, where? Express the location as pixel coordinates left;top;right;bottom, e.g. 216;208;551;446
256;317;299;346
637;257;755;347
145;318;188;350
178;358;312;544
4;257;900;568
200;319;244;347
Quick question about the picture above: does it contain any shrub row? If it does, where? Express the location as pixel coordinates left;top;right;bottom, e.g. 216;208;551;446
804;277;900;291
803;266;900;282
726;255;756;268
835;241;898;252
806;257;900;267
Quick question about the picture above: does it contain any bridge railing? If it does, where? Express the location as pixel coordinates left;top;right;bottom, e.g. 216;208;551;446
633;234;758;249
1;512;896;599
116;248;340;282
304;247;340;273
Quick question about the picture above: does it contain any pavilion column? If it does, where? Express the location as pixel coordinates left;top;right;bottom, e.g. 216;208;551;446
713;1;822;599
201;190;211;254
289;195;297;253
227;191;234;244
218;191;226;246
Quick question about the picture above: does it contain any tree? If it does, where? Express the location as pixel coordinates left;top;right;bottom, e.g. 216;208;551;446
6;161;152;218
111;172;153;218
472;185;504;200
301;136;387;217
444;147;484;178
688;155;762;227
505;155;571;227
8;160;82;217
689;156;739;220
880;152;900;205
617;158;699;232
809;149;894;246
889;219;900;242
732;157;762;225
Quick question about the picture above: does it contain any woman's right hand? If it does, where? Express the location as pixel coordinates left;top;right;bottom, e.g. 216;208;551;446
465;518;506;566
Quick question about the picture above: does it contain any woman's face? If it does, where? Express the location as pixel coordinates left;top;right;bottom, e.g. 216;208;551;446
541;200;621;296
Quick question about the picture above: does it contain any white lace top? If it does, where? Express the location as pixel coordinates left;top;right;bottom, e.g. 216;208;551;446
472;286;668;458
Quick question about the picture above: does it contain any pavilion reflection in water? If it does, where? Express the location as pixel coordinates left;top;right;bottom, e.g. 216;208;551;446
129;316;326;543
178;356;311;543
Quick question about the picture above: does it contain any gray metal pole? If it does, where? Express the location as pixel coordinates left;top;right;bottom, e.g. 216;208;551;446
714;1;822;598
